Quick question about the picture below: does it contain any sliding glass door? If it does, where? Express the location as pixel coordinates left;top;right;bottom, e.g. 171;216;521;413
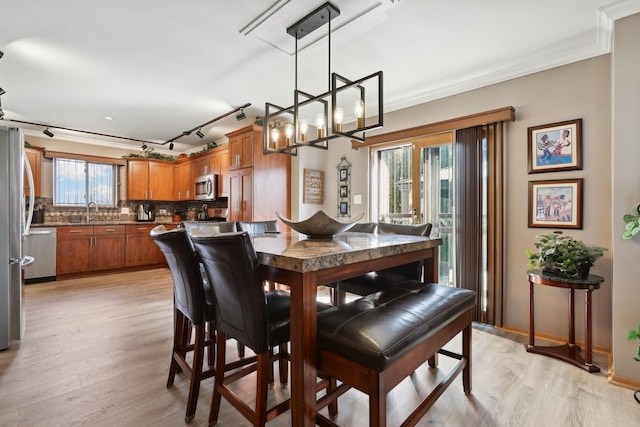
372;133;454;285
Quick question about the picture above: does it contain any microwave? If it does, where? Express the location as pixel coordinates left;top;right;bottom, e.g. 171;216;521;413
194;174;218;200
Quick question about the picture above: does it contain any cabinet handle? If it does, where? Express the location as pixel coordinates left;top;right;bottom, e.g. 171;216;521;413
104;228;116;232
150;190;153;198
69;230;82;233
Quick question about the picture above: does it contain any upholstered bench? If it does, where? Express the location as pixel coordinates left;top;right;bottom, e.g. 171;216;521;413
315;280;476;427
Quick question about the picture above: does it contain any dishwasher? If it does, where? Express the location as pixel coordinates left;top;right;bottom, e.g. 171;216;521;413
24;227;57;283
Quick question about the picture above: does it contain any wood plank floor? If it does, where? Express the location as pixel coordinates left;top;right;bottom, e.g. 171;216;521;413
1;268;638;427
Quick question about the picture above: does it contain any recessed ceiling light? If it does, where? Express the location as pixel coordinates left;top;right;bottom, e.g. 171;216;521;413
104;116;113;121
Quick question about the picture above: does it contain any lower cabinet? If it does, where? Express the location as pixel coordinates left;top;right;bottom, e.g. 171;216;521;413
125;224;175;267
57;223;175;275
56;225;125;275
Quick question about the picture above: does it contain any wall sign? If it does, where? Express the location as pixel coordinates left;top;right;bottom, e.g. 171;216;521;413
303;168;324;204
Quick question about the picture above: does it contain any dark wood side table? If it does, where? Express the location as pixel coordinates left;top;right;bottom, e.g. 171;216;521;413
526;270;604;373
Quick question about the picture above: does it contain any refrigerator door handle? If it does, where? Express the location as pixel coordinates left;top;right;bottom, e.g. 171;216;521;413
23;154;35;237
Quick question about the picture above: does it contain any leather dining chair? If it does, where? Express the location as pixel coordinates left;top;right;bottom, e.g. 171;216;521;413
191;231;333;426
237;220;279;235
329;222;433;305
150;225;216;423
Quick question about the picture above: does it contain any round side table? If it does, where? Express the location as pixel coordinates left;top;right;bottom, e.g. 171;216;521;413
525;270;604;373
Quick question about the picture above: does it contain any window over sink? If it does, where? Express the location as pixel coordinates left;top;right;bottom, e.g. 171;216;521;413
53;158;117;206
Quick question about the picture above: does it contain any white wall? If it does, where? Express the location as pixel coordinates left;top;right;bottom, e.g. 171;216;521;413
612;13;640;383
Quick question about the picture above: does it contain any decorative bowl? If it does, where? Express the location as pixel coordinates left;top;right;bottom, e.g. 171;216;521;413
275;210;365;238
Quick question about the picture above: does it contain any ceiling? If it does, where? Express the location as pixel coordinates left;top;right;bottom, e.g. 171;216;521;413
0;0;638;153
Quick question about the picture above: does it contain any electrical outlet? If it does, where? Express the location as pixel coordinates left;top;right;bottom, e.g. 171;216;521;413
159;209;167;215
353;194;362;205
120;207;130;214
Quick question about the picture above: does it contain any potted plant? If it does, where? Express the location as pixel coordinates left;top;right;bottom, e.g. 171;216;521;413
526;231;607;279
623;205;640;239
628;323;640;404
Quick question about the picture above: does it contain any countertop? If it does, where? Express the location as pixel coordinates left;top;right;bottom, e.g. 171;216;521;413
31;221;181;227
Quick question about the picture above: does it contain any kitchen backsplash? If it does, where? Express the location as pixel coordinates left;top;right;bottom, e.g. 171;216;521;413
30;198;228;223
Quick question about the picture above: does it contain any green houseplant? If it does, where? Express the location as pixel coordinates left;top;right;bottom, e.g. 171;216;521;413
628;323;640;404
623;205;640;239
526;231;607;279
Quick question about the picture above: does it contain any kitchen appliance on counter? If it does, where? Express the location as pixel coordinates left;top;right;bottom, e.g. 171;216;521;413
194;174;218;201
136;204;155;222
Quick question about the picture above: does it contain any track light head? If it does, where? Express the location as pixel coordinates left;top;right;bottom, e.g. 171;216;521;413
0;51;3;59
43;128;54;137
236;109;246;121
169;142;174;150
196;129;204;139
141;143;148;150
0;87;5;96
0;107;4;120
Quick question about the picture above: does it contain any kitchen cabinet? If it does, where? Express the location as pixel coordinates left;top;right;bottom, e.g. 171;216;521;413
125;224;166;267
228;168;253;221
92;226;125;271
225;125;290;222
56;227;93;275
127;159;174;201
219;148;229;197
24;147;42;197
191;155;211;178
56;225;126;275
174;160;192;201
227;126;255;170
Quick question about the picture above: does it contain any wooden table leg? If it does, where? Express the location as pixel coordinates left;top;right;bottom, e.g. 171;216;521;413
585;288;593;366
568;288;575;347
528;278;535;348
289;273;319;427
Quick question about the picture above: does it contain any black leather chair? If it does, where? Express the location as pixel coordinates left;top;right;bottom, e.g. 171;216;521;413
150;225;215;423
180;220;238;235
330;222;433;305
192;231;332;426
238;220;279;234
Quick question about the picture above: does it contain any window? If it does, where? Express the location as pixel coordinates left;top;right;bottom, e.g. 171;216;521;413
54;158;117;206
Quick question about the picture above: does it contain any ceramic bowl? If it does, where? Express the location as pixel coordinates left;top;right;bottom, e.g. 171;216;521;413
275;210;365;238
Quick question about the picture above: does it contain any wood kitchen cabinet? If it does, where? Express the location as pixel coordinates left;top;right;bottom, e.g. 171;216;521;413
56;227;93;275
227;126;255;170
56;225;126;275
228;168;253;221
225;125;290;222
92;225;125;271
24;147;42;197
209;146;228;197
125;224;165;267
191;154;211;178
127;159;174;201
174;160;192;201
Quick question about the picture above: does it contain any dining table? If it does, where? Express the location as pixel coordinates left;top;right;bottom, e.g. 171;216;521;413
251;230;443;426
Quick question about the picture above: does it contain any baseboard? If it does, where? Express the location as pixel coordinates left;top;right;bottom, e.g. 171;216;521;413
498;324;611;354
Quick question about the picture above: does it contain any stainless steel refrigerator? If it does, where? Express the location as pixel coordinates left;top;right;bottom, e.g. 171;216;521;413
0;126;34;350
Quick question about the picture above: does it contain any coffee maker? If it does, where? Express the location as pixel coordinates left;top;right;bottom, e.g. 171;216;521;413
136;204;155;222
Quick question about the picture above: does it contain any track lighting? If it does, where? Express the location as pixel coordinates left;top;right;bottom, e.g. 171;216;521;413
141;143;148;150
0;107;4;119
196;129;204;139
0;87;5;96
43;128;54;137
169;142;174;150
236;109;246;121
0;50;3;59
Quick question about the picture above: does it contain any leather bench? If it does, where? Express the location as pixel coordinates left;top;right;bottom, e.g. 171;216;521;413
316;280;476;427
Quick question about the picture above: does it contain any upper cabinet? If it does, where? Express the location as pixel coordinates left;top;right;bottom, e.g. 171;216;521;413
127;159;174;201
174;160;192;201
24;147;42;197
227;126;255;170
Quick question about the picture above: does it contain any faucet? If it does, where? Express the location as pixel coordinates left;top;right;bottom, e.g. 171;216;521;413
86;202;98;222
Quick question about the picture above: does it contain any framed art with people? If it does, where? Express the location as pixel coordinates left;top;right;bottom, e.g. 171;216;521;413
528;178;583;229
528;118;582;173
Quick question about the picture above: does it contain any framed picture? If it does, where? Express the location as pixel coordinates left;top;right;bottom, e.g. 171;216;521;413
339;185;348;198
339;201;349;216
528;118;582;173
303;168;324;204
339;168;348;182
528;178;583;229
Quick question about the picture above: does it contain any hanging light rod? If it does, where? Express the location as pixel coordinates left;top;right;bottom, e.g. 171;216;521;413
2;103;251;147
165;103;251;144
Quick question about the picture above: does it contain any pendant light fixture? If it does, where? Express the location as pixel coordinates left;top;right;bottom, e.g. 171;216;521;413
263;2;383;156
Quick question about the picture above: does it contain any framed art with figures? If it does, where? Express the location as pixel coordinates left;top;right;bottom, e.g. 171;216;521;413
528;119;582;173
528;178;583;229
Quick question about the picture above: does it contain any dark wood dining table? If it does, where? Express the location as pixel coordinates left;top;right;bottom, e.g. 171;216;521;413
251;231;443;426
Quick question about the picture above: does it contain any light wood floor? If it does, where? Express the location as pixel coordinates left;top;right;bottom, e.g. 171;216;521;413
1;268;638;427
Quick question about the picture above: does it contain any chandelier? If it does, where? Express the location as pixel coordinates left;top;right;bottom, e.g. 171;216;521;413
263;2;383;156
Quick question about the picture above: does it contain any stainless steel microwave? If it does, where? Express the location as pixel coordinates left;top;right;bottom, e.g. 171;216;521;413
194;174;218;200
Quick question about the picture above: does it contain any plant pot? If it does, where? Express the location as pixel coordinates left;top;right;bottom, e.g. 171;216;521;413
578;262;592;279
542;264;561;276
